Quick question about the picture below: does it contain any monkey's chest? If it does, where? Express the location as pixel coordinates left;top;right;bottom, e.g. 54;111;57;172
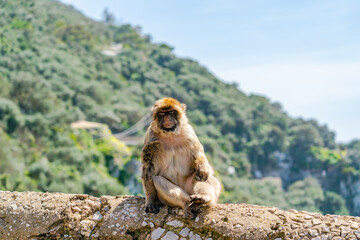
161;149;192;185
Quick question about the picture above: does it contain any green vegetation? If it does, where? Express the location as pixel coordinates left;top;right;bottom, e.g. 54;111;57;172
1;0;360;216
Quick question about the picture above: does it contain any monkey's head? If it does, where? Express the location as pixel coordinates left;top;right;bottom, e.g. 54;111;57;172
151;98;187;134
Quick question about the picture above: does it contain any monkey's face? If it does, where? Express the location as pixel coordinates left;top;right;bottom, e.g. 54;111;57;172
151;98;187;134
157;108;179;132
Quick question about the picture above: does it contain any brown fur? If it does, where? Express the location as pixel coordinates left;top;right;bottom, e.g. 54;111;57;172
141;97;221;218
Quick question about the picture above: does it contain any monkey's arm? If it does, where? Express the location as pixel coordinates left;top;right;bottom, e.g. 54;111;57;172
142;179;163;213
193;152;212;182
141;141;163;213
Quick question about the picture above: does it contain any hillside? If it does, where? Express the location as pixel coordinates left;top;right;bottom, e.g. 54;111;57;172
1;0;360;216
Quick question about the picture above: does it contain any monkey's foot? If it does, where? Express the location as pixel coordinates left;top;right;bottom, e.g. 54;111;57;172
145;202;164;214
183;195;210;219
190;194;211;204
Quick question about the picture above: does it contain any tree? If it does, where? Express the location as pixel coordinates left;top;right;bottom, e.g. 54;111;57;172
289;124;323;170
320;191;349;215
0;98;24;133
286;177;324;213
102;8;115;24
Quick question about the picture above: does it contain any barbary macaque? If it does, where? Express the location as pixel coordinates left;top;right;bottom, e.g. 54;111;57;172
141;97;221;218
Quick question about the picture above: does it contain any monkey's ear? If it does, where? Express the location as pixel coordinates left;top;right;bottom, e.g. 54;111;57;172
181;103;186;111
151;106;157;118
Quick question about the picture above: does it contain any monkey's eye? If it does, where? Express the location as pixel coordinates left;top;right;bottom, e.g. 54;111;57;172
168;110;175;114
159;112;165;116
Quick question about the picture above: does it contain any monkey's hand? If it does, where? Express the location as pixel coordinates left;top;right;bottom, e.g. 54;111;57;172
145;202;164;214
195;165;210;181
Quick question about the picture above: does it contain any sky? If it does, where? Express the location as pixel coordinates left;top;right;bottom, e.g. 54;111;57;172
59;0;360;143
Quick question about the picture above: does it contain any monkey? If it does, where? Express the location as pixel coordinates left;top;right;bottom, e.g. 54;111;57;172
141;97;221;218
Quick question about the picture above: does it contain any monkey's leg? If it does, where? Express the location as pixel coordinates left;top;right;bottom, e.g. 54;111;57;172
193;176;221;206
152;175;190;209
184;176;221;219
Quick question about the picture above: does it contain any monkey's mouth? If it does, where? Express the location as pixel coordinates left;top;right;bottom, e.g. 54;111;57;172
161;125;177;132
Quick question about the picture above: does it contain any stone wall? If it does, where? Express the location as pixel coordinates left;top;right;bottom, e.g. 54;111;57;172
0;191;360;239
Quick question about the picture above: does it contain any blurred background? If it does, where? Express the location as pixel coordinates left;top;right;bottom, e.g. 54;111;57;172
1;0;360;216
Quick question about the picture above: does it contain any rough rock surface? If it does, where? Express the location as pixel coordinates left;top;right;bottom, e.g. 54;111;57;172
0;191;360;239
